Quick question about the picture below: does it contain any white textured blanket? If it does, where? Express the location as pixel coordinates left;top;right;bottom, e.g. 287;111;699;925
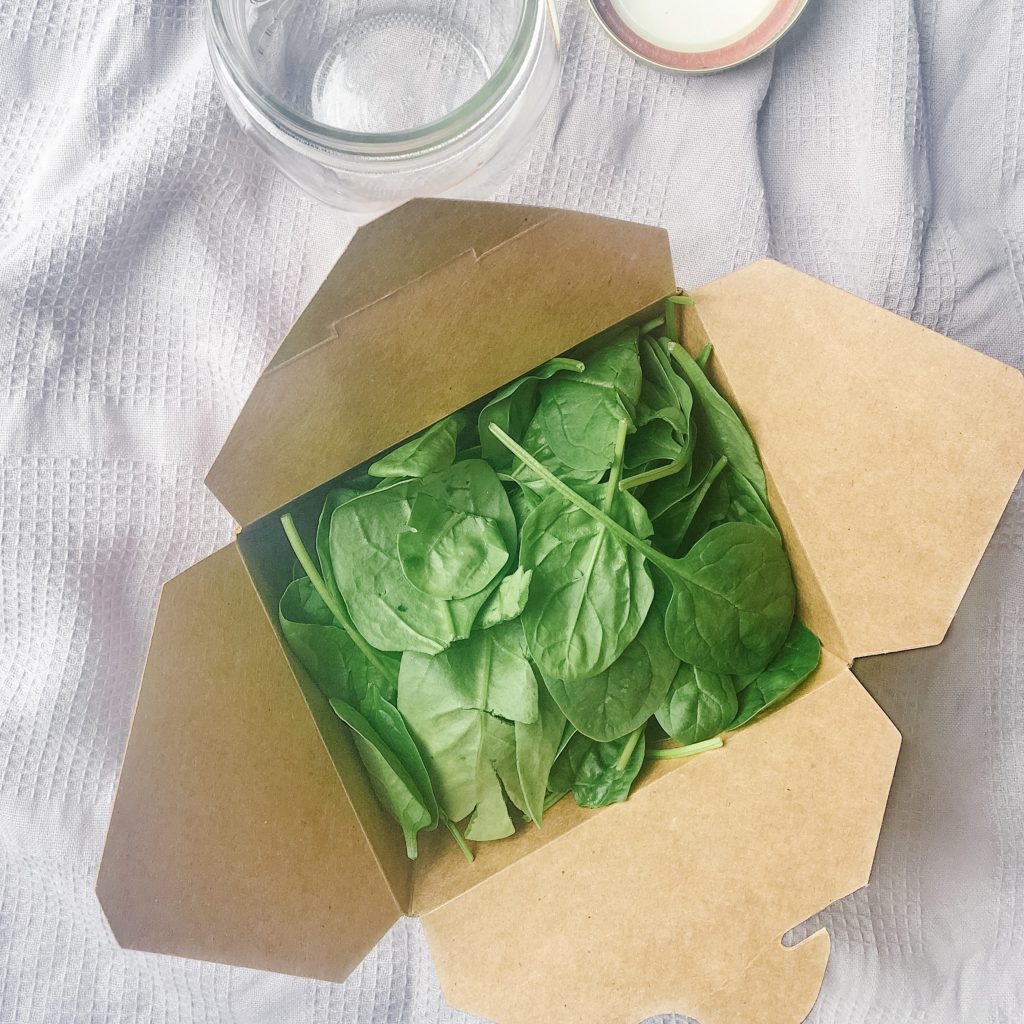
1;1;1021;1021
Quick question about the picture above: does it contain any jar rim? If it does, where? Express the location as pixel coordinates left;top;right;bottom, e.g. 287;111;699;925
206;0;541;156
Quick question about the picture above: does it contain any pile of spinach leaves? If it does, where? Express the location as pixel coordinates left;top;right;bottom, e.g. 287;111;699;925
279;299;821;861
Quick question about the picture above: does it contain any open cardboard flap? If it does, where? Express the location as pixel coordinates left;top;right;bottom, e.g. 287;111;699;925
682;261;1024;661
205;201;676;526
417;653;901;1024
96;543;407;982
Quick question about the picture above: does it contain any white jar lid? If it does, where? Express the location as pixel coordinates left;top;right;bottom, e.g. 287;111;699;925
588;0;810;72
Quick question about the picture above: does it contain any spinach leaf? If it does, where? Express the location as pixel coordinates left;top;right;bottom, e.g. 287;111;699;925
728;620;821;730
533;334;642;472
655;662;736;745
663;522;795;675
367;412;465;479
548;730;646;808
514;686;567;825
721;463;778;535
519;482;654;684
279;577;399;703
543;579;677;742
646;454;727;554
329;695;436;858
317;487;362;602
398;460;513;600
640;335;693;420
491;428;794;677
663;341;768;506
330;480;494;654
478;357;585;468
506;414;604;497
397;622;539;830
477;567;532;629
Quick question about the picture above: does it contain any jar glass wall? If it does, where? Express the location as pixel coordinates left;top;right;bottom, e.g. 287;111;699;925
207;0;560;210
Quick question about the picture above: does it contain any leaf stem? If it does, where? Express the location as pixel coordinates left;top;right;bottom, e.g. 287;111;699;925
488;424;679;578
619;456;687;491
543;789;568;813
442;812;475;863
280;513;389;673
615;726;644;771
639;314;665;335
675;455;728;539
603;419;630;514
696;343;713;370
646;736;723;760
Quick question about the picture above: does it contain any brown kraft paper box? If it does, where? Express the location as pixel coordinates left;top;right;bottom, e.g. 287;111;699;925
95;199;1024;1024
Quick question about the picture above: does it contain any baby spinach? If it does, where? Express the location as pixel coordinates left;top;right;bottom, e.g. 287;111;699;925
478;357;585;468
533;333;642;472
329;479;497;654
277;308;819;858
477;567;532;629
656;662;737;746
543;580;677;742
728;620;821;730
491;428;794;676
663;341;768;506
398;460;513;600
367;412;466;480
398;622;539;833
548;730;647;808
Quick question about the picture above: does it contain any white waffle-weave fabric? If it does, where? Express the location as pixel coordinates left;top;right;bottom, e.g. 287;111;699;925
1;1;1022;1022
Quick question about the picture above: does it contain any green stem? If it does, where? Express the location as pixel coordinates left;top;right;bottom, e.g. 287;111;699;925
696;343;713;370
488;424;679;578
280;513;388;673
675;455;728;539
639;314;665;336
603;419;629;514
664;294;693;342
615;726;644;771
646;736;723;760
619;456;687;491
441;812;475;863
543;789;569;813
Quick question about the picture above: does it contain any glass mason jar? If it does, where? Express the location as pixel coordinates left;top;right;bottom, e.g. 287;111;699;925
206;0;560;210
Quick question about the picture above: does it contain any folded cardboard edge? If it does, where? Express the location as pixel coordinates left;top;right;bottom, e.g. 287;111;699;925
418;661;901;1024
205;204;676;526
96;542;405;981
410;649;862;918
267;200;561;372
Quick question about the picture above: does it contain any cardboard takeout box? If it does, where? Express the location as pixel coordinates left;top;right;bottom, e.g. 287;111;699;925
96;200;1024;1024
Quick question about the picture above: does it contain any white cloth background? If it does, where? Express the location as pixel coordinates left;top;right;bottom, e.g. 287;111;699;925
1;0;1022;1021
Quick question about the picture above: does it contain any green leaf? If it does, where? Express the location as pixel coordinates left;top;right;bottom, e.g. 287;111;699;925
728;620;821;730
646;454;728;555
543;579;678;742
664;522;795;675
506;414;604;497
519;484;654;684
478;358;585;468
664;342;767;506
330;480;496;654
367;413;465;479
640;335;693;421
317;487;361;602
655;662;737;745
398;460;513;600
397;622;539;829
477;567;533;629
279;577;399;703
721;464;778;535
513;686;566;826
549;730;646;808
533;334;642;472
490;430;793;678
329;696;436;858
